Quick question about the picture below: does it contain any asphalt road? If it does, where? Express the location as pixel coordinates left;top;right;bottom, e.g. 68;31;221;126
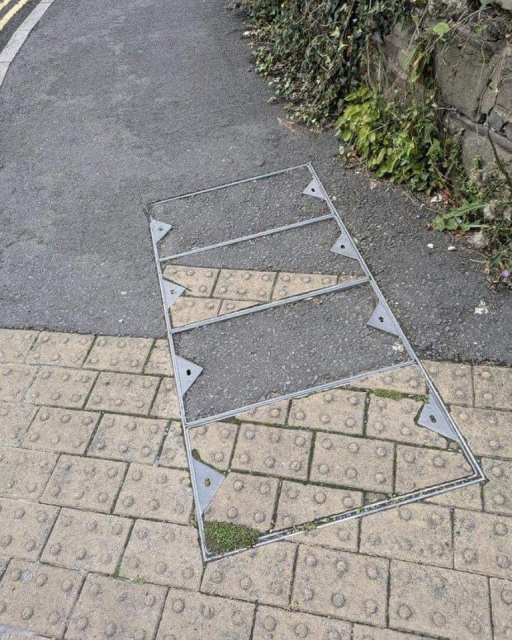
0;0;510;364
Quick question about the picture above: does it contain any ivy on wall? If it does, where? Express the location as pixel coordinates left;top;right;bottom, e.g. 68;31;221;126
243;0;416;126
238;0;511;285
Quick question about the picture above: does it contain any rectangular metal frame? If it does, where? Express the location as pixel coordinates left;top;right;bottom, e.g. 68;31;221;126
148;163;485;562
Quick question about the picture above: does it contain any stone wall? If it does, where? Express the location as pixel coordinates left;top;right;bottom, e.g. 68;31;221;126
381;10;512;171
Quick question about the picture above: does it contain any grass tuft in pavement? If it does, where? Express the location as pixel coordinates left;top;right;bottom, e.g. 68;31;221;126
204;521;260;554
371;388;410;401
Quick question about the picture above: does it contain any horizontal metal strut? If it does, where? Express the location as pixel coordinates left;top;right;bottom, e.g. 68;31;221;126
158;214;334;262
169;277;370;334
182;360;416;428
149;163;311;206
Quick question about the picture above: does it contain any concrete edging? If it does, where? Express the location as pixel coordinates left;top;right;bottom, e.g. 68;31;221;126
0;0;55;87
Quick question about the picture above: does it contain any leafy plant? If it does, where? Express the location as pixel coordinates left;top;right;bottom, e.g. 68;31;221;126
335;86;445;193
238;0;511;284
241;0;416;126
432;142;512;283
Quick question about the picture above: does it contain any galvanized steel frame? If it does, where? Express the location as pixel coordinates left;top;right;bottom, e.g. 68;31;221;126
148;163;485;562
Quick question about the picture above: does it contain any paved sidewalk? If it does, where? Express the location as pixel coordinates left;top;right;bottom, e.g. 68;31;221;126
0;328;510;639
0;0;510;364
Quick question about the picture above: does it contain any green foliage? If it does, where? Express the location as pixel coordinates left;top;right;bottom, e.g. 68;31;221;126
241;0;510;284
243;0;417;126
203;521;260;554
335;86;445;193
432;156;512;282
371;388;410;401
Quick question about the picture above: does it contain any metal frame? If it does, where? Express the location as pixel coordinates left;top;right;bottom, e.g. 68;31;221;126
148;163;485;562
159;214;335;263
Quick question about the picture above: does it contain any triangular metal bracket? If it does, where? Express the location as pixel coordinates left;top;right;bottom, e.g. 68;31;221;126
418;395;459;442
331;233;360;260
367;302;400;336
150;219;172;243
163;280;185;307
191;458;225;514
175;355;203;394
302;178;325;200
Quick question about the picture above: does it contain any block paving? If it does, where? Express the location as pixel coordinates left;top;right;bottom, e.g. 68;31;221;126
0;327;509;639
162;264;358;328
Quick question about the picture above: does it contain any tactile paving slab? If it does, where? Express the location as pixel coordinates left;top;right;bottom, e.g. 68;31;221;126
86;372;158;415
41;455;126;513
157;588;255;640
189;421;238;470
159;420;188;468
121;520;202;589
482;458;511;516
310;433;394;492
233;423;312;481
254;606;351;640
0;559;83;638
0;402;37;447
115;464;193;523
27;367;96;409
148;165;484;561
202;542;295;606
389;560;492;638
490;577;512;640
276;482;363;531
453;509;512;579
360;503;453;568
66;573;166;640
26;331;94;367
0;447;57;500
395;446;474;495
150;377;180;420
204;472;279;532
84;336;153;373
0;498;58;561
288;388;365;435
41;508;131;574
23;406;99;454
366;395;447;449
0;329;38;363
0;364;38;403
291;547;388;626
88;413;167;463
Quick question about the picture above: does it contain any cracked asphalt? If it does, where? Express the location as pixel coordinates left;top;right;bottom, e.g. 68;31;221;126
0;0;510;365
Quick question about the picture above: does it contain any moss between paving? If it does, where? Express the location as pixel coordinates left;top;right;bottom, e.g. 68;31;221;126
203;521;260;554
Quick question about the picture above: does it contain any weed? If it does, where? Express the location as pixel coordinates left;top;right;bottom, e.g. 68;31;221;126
371;388;411;401
203;521;260;554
